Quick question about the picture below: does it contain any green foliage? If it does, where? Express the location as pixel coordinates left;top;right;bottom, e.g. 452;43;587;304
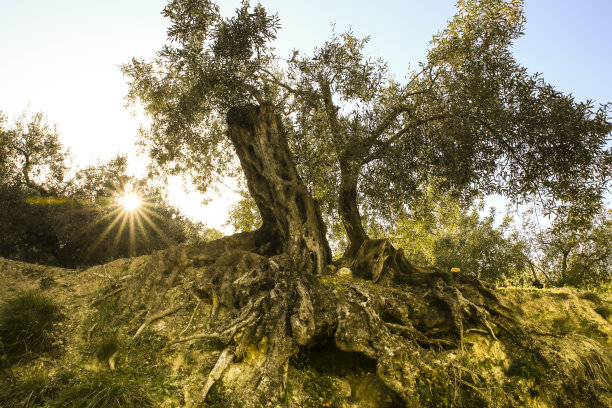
225;185;262;233
527;207;612;287
39;275;56;289
124;0;611;259
0;110;69;195
301;367;342;408
122;0;281;195
0;145;211;267
95;333;120;362
386;189;529;284
507;352;547;381
0;371;62;408
52;372;152;408
0;291;62;361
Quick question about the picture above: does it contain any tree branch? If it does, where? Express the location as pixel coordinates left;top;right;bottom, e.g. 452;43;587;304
364;113;450;163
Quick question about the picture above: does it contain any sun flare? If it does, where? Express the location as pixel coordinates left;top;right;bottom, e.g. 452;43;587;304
120;192;141;211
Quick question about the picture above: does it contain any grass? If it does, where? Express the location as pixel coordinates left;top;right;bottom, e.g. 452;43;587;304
0;371;61;408
0;370;152;408
0;290;62;362
53;372;153;408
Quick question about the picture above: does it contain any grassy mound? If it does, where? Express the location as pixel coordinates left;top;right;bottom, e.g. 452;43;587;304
0;290;62;364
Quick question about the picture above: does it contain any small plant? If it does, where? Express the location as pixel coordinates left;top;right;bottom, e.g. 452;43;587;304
39;275;56;289
205;383;235;407
507;353;547;381
594;305;611;319
95;334;121;370
0;291;62;361
579;292;602;303
96;334;120;361
302;367;342;408
551;315;578;334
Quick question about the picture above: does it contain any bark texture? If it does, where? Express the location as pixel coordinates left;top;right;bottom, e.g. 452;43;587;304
338;164;369;259
226;104;332;274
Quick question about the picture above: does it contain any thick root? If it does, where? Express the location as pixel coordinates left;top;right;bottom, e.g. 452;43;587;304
115;238;525;407
201;347;235;402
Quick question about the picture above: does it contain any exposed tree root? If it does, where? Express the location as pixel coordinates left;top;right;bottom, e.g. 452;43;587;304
134;302;185;338
201;347;235;403
179;301;200;337
116;237;531;407
86;322;98;343
89;285;126;306
207;290;219;329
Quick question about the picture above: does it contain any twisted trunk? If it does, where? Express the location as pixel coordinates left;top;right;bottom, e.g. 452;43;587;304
117;106;553;408
226;104;332;274
338;163;369;258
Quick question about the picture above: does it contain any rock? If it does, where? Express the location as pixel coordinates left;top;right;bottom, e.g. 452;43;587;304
337;267;352;278
333;379;352;398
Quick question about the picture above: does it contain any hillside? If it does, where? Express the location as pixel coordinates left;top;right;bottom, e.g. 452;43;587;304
1;249;612;408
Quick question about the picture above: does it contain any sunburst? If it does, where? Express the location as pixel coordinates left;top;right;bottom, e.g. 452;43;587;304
83;183;173;259
120;192;141;211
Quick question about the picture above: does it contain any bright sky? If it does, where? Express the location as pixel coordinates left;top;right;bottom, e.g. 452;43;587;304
1;0;611;231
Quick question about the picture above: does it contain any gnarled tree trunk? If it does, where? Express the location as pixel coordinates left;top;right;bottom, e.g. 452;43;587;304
226;104;332;274
118;105;550;408
338;162;369;259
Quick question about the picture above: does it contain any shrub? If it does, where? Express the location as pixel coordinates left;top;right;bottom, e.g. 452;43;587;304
578;292;602;303
95;334;120;362
0;291;62;361
39;275;56;289
594;305;611;319
507;352;547;381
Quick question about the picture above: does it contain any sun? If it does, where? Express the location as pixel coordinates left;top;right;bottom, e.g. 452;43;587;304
120;192;141;211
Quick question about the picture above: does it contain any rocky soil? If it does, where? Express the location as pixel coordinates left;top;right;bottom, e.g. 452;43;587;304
1;246;611;407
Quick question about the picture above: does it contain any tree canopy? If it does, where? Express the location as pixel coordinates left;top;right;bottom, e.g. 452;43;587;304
123;0;611;262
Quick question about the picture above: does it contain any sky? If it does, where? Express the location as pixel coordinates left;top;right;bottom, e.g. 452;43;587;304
1;0;611;231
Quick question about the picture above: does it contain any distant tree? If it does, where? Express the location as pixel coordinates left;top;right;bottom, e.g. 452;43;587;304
527;207;612;287
0;112;214;267
380;187;529;284
0;111;69;196
225;184;262;233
